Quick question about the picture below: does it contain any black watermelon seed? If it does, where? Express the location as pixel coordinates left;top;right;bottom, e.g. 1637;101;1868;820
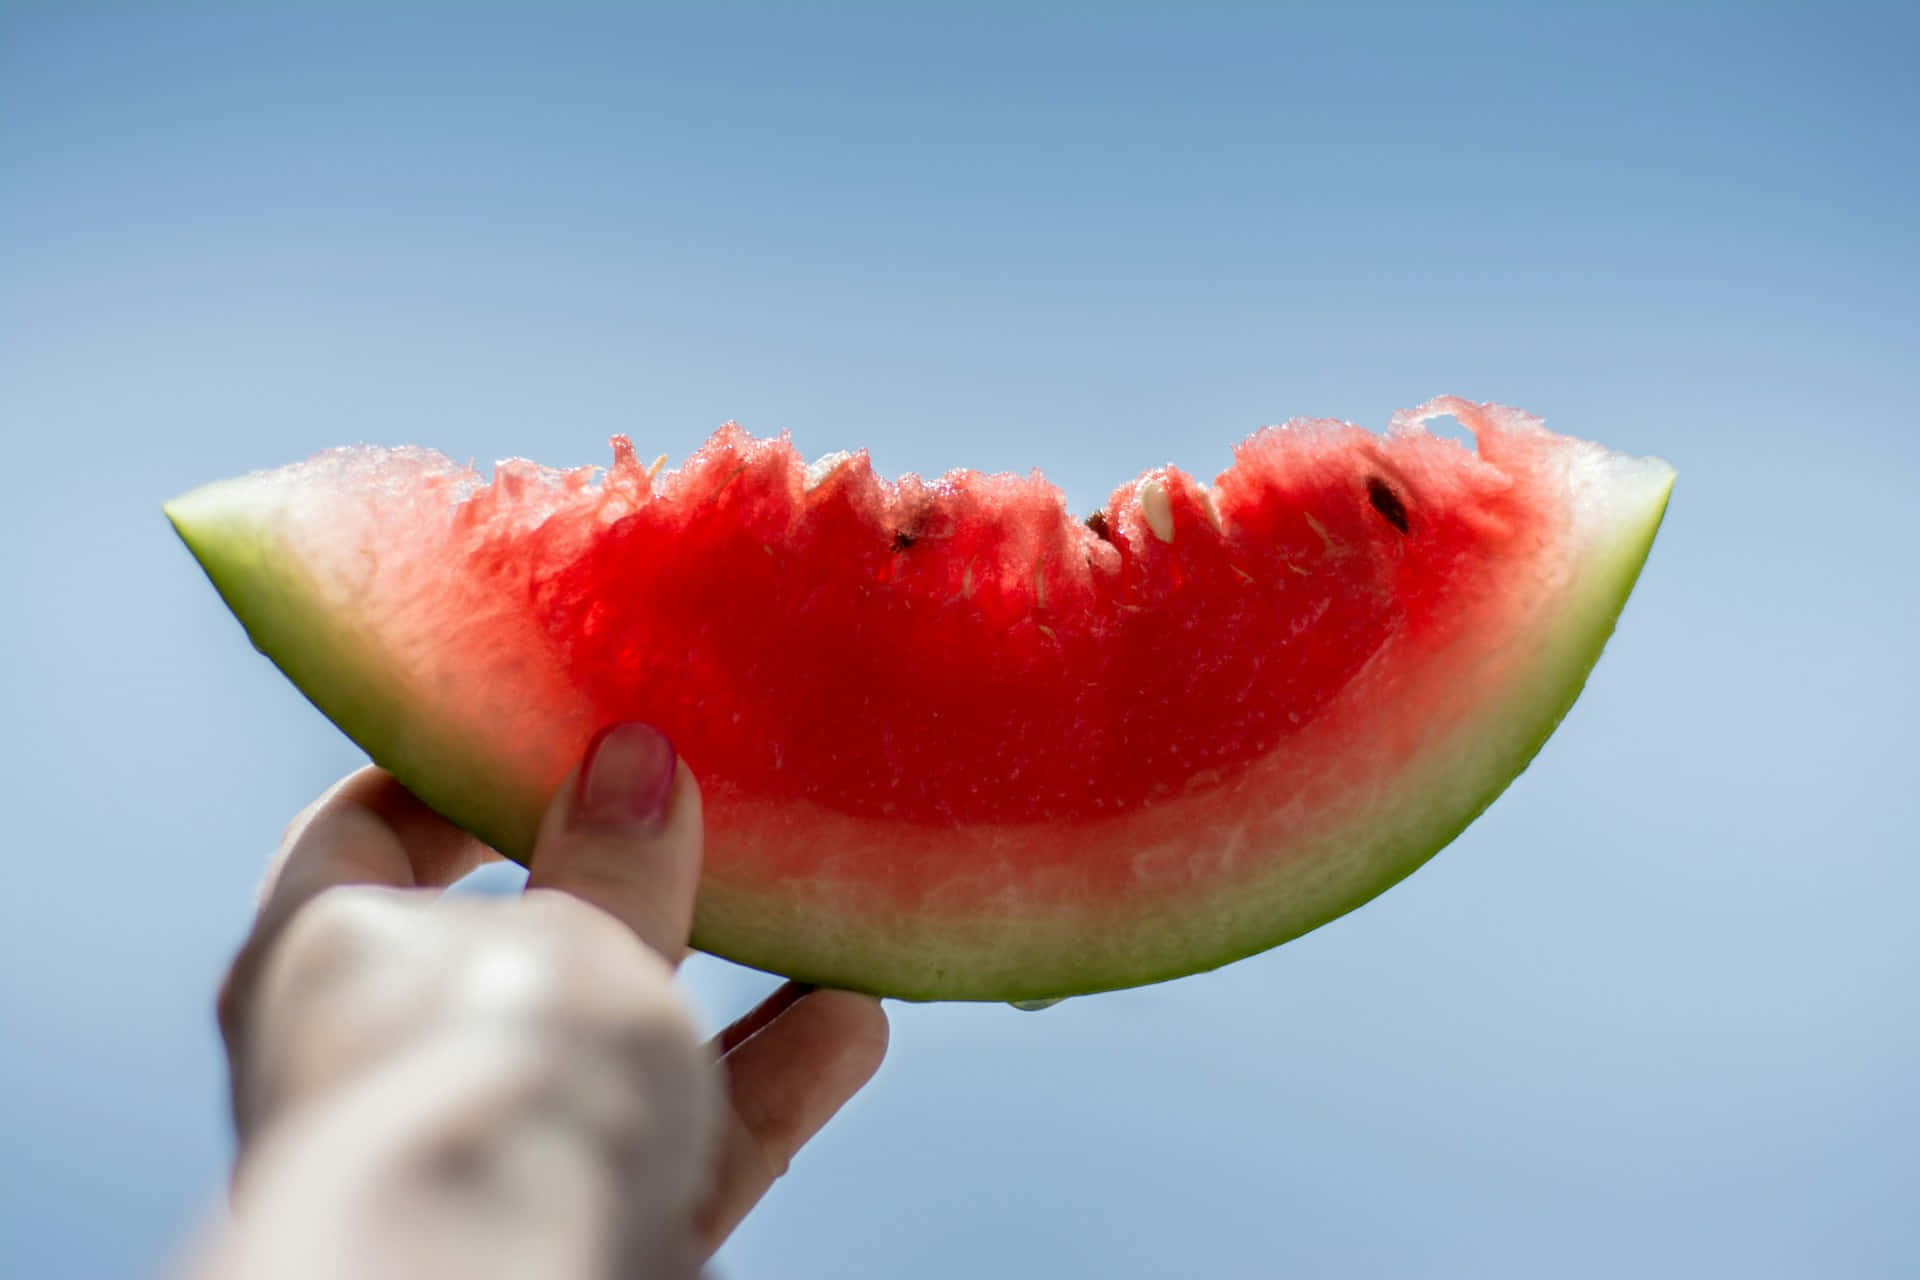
1367;476;1410;534
1084;510;1113;542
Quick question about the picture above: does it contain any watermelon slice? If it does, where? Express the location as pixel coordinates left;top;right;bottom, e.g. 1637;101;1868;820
167;397;1671;1002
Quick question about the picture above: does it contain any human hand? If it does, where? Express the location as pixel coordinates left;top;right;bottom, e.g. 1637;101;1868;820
194;724;889;1279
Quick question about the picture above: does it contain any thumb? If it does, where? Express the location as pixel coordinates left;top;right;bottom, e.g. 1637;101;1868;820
525;722;704;965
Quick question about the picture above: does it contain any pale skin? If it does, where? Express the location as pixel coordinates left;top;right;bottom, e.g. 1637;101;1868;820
190;723;890;1279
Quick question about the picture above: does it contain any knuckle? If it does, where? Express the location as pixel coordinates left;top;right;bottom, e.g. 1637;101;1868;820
285;884;416;954
256;886;429;1015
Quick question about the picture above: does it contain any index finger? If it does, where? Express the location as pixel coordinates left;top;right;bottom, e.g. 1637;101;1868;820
254;767;497;927
220;767;498;1045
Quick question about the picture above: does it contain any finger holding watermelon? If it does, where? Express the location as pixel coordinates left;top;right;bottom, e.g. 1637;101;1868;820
196;724;888;1279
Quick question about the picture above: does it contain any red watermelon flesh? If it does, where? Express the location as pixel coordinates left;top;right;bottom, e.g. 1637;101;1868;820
166;397;1672;1001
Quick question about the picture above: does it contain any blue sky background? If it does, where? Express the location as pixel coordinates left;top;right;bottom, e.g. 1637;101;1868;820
3;3;1915;1276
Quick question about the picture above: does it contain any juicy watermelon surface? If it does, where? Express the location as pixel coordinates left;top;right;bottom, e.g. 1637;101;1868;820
167;398;1672;1001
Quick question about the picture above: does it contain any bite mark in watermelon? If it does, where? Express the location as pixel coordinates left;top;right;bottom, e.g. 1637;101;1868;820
166;397;1672;1001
